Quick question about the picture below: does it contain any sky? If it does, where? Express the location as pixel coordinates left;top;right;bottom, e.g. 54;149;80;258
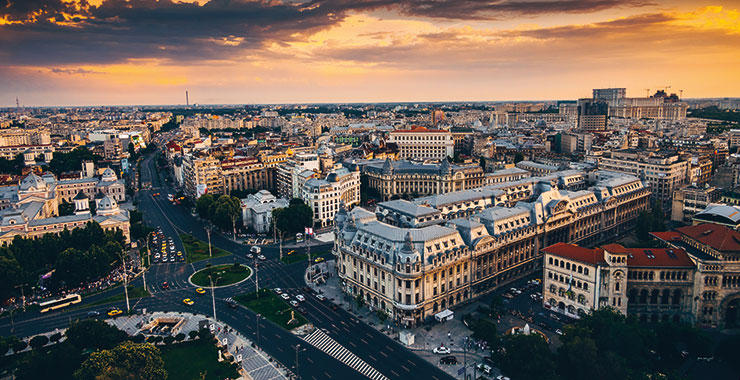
1;0;739;107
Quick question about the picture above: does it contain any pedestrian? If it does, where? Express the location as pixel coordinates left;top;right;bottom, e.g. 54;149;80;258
448;332;451;340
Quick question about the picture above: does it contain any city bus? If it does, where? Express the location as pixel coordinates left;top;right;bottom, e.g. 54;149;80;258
39;294;82;313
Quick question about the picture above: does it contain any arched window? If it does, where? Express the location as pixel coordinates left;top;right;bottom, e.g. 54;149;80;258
672;289;681;305
661;289;670;304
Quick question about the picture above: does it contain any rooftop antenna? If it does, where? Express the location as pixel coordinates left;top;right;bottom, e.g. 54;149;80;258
644;89;650;97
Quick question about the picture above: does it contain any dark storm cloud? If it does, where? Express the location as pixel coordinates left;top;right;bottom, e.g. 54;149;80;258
0;0;654;66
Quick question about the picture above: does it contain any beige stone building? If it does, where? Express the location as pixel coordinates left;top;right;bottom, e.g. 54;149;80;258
334;170;650;327
387;126;454;161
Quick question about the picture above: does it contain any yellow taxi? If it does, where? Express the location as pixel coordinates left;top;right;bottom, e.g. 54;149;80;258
314;257;325;263
287;250;296;255
195;287;206;295
183;298;194;306
107;308;123;317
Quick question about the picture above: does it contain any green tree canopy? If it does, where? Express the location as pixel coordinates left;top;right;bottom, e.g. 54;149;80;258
74;341;167;380
66;319;129;351
495;333;557;380
49;147;102;176
273;198;313;236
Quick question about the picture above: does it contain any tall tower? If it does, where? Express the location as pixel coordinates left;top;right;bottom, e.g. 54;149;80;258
186;91;189;106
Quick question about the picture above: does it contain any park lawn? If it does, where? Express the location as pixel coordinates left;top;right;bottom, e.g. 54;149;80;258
180;234;230;263
234;289;308;329
161;339;239;380
191;264;251;287
280;250;332;265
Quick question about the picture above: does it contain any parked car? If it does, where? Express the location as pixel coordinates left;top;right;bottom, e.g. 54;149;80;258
227;300;238;309
87;311;101;319
433;346;451;354
246;253;254;259
495;376;511;380
314;257;325;263
162;281;169;290
295;295;305;302
195;287;206;295
281;293;290;300
502;293;514;299
289;300;299;307
440;355;458;365
476;363;493;376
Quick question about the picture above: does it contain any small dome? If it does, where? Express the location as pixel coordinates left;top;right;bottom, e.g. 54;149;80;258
97;194;118;211
101;168;117;181
20;173;48;191
327;173;339;182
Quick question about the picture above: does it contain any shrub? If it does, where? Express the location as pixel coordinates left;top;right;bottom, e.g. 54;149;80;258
29;335;49;349
147;336;157;343
164;336;175;345
175;333;186;342
154;336;163;343
49;333;63;343
12;339;28;353
189;330;198;340
132;334;146;343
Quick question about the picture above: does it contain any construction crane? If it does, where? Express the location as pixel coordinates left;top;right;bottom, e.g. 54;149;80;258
644;89;650;97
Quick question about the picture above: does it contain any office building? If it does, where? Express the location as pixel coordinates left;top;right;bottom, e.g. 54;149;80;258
387;126;454;161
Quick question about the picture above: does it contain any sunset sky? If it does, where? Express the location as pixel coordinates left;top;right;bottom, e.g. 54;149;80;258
1;0;739;106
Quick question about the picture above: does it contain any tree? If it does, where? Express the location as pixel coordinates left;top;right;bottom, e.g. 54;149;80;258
650;202;666;232
210;195;241;233
58;200;76;216
74;341;167;380
355;294;365;309
514;152;525;163
55;248;89;287
635;211;652;242
273;198;313;236
196;194;215;219
29;335;49;350
472;319;499;350
48;147;102;176
66;320;128;351
12;339;28;353
495;334;557;380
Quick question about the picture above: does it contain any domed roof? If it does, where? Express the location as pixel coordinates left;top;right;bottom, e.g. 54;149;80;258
101;168;117;181
19;173;48;191
96;194;118;212
327;173;339;182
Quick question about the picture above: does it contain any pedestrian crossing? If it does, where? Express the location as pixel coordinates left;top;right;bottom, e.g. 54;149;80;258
302;329;388;380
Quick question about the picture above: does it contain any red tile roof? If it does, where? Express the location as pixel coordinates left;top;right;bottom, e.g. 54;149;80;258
601;243;630;254
676;223;740;253
624;247;695;268
542;242;605;265
650;230;682;242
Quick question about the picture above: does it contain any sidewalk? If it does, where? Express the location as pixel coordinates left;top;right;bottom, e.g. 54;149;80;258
108;312;290;380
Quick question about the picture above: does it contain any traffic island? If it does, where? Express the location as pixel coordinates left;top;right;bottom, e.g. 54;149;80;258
180;233;230;262
234;289;309;330
189;264;252;287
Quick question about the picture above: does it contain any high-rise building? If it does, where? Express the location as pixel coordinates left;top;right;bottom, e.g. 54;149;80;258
593;88;626;106
577;99;609;131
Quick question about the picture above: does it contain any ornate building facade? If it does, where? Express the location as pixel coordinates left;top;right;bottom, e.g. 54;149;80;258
333;169;650;327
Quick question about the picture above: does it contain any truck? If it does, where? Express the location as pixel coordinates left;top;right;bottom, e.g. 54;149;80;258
250;246;261;255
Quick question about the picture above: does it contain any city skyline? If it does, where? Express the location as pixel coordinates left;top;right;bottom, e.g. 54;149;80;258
2;0;739;106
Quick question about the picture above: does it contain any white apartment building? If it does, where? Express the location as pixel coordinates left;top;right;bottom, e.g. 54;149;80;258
387;126;454;161
303;164;360;227
182;155;222;198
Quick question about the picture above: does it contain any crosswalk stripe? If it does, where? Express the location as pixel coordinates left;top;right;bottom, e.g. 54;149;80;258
301;329;388;380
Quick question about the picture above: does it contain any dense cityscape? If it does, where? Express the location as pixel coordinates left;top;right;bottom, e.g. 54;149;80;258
2;0;740;380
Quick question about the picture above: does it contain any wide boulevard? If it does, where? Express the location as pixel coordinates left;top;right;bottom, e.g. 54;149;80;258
0;153;453;380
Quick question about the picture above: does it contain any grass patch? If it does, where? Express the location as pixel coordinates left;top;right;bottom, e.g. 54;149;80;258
280;250;331;265
180;234;230;263
76;286;150;309
234;289;308;329
161;338;239;380
190;264;251;287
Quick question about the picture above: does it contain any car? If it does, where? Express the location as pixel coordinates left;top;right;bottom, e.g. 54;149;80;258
183;298;194;306
295;294;305;302
555;329;563;336
195;287;206;295
549;313;561;321
316;294;326;301
178;254;185;262
433;346;451;354
287;250;296;255
152;256;159;263
246;253;254;259
257;254;266;261
281;293;290;300
314;257;325;263
476;363;493;375
510;287;522;295
289;300;299;307
87;310;101;319
440;355;458;365
107;308;123;317
331;304;339;311
226;300;238;309
273;288;283;294
162;281;169;289
297;307;307;314
502;293;514;299
539;322;551;330
495;376;511;380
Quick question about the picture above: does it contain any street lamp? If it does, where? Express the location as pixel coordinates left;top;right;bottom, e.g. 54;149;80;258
209;274;220;321
256;313;261;347
117;250;131;313
205;225;213;258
